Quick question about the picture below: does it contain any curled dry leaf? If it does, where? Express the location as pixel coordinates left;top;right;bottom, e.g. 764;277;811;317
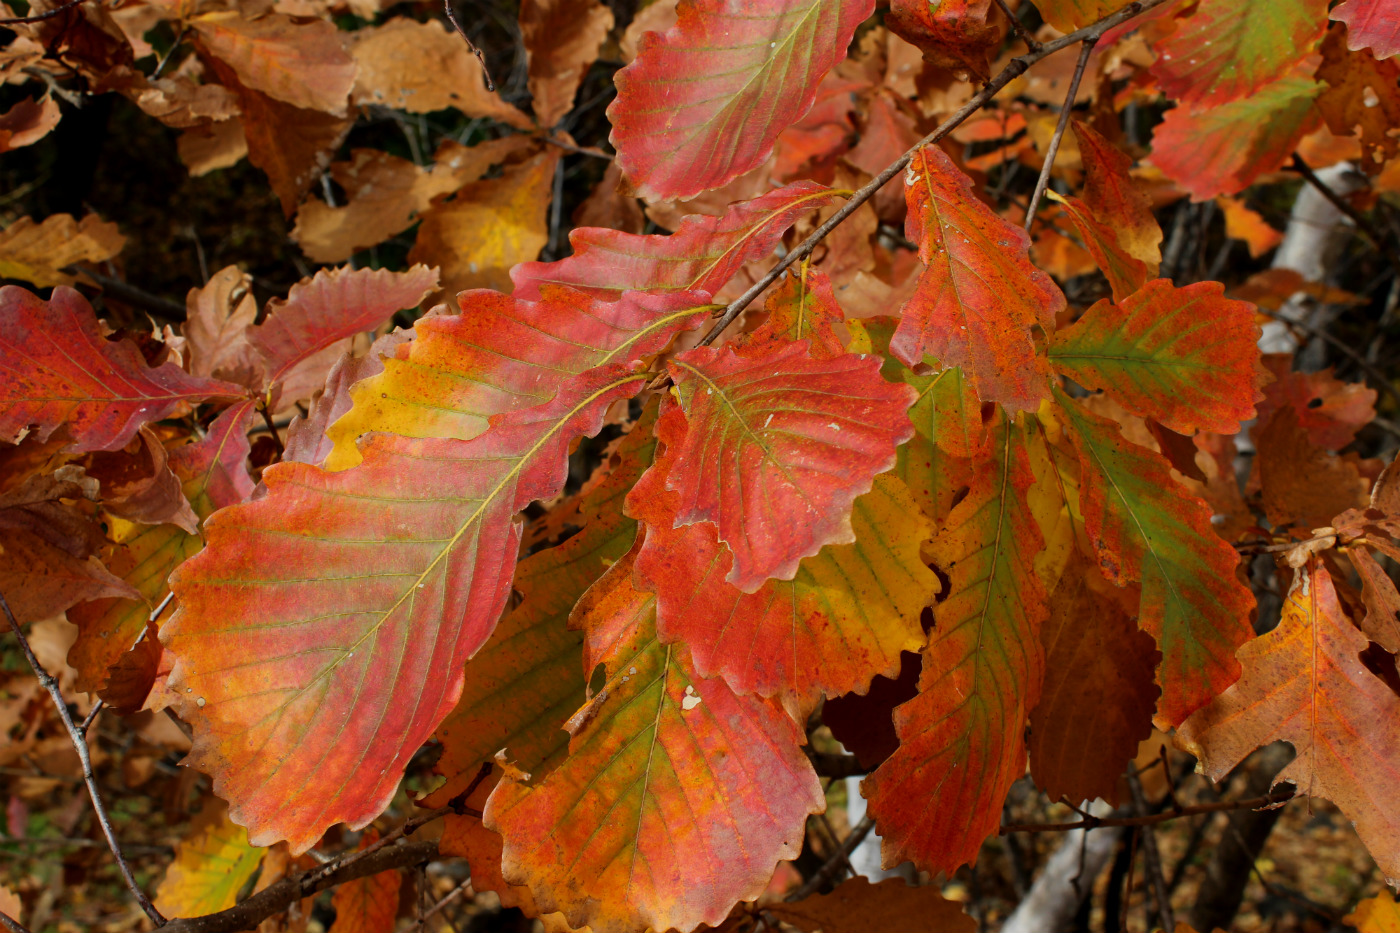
0;213;125;289
0;94;59;152
519;0;613;129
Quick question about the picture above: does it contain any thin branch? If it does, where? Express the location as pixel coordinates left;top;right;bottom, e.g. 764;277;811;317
0;911;31;933
787;816;875;902
990;0;1041;52
151;26;187;80
0;590;166;927
1291;154;1400;276
1127;768;1174;932
1001;787;1297;834
442;0;495;92
0;0;84;24
1024;36;1097;231
161;840;440;933
406;878;474;932
80;699;104;736
540;133;613;161
696;0;1173;347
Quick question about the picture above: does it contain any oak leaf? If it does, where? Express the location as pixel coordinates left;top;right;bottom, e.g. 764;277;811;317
892;145;1065;412
191;12;355;115
663;341;916;590
177;118;248;177
154;801;266;918
1254;405;1369;530
520;0;613;128
1049;279;1266;435
485;551;825;933
0;94;59;153
1044;190;1149;302
1331;0;1400;60
1346;547;1400;654
1177;559;1400;885
183;266;262;389
607;0;874;200
745;263;847;360
863;414;1047;874
1029;0;1118;33
1317;24;1400;170
0;213;125;289
0;286;243;453
1073;121;1161;273
0;526;140;625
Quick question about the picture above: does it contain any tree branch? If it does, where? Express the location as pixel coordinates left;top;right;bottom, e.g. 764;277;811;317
0;590;166;927
696;0;1173;347
787;816;874;902
1000;787;1297;834
1024;36;1097;231
0;0;84;25
1290;154;1400;276
160;840;441;933
442;0;495;92
990;0;1042;53
0;910;32;933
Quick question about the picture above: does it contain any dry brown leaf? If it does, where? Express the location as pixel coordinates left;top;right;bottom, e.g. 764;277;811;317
0;885;20;926
408;146;559;296
84;427;199;533
0;94;59;152
118;70;240;128
0;213;125;288
178;117;248;176
620;0;677;63
1346;548;1400;655
1318;25;1400;172
350;18;532;127
1255;405;1369;530
191;11;355;115
0;523;140;624
183;265;263;388
520;0;613;128
768;877;975;933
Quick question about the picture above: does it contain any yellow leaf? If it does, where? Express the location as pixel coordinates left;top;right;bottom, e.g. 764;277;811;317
155;802;266;918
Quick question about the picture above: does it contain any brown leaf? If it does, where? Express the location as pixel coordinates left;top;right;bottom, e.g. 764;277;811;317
1255;355;1377;451
1030;553;1159;806
350;18;532;127
0;94;59;153
520;0;613;128
409;147;559;296
620;0;677;63
177;118;248;177
84;427;199;534
115;69;240;129
1346;548;1400;655
0;524;140;624
1255;405;1370;530
0;213;125;289
191;11;355;115
183;265;263;388
769;877;975;933
1318;24;1400;172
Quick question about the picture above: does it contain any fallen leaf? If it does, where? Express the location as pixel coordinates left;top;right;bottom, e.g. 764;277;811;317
520;0;613;128
0;213;125;289
191;11;355;115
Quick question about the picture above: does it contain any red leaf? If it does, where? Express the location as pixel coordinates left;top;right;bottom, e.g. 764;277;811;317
745;262;847;360
1072;121;1161;272
886;0;1001;80
663;341;916;591
607;0;874;200
1043;191;1148;302
1255;356;1377;450
1150;0;1328;109
0;286;244;453
249;265;438;409
892;146;1065;412
164;364;652;852
511;182;841;301
1049;279;1266;435
863;414;1047;874
1332;0;1400;60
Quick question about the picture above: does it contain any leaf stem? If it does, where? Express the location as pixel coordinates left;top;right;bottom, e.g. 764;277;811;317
0;590;167;927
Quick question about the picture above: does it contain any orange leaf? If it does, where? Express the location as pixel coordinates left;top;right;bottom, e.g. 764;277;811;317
1073;121;1161;273
329;833;401;933
769;877;975;933
520;0;613;129
1318;24;1400;170
191;12;355;115
1178;559;1400;885
1346;890;1400;933
1254;404;1369;530
892;146;1065;412
886;0;1000;80
1044;190;1149;301
1218;196;1284;257
745;262;847;360
1255;356;1377;450
0;212;125;289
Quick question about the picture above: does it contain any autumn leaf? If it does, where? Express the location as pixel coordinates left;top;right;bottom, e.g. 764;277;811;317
1030;552;1159;806
512;181;842;301
520;0;613;128
744;262;847;360
154;802;266;918
886;0;1001;79
1029;0;1118;33
0;526;140;626
0;213;125;288
1044;190;1149;302
1331;0;1400;60
0;94;59;153
663;340;916;591
1072;121;1161;273
1054;388;1255;725
607;0;874;200
329;831;401;933
1218;196;1285;257
324;286;711;469
893;145;1065;412
769;877;975;933
191;12;356;115
1318;24;1400;169
1345;547;1400;654
1150;0;1328;109
426;407;657;804
628;402;933;709
1150;71;1323;200
1256;356;1378;450
0;287;244;453
164;364;654;852
1346;890;1400;933
183;266;262;389
1177;558;1400;885
248;264;438;410
863;414;1048;875
484;551;825;933
1048;279;1266;435
1254;404;1369;530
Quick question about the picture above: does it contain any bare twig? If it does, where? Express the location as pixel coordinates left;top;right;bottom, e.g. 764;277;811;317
1127;768;1175;932
151;27;187;80
696;0;1173;347
1024;36;1097;231
257;403;285;458
80;699;105;736
442;0;495;92
0;591;167;927
541;134;613;161
787;816;875;902
406;878;474;932
990;0;1041;52
0;0;84;24
0;910;32;933
1001;787;1297;834
1291;155;1400;275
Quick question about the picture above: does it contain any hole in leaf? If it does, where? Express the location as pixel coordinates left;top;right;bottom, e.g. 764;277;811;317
1307;397;1323;409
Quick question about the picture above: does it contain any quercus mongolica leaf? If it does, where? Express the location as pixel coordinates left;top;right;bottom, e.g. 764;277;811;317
1043;191;1148;302
1048;279;1267;436
863;414;1048;875
663;340;916;591
1177;558;1400;885
1347;546;1400;654
1053;389;1256;726
746;262;847;360
1150;0;1329;110
426;407;657;803
0;287;244;453
325;286;711;469
1071;121;1162;273
893;145;1065;412
154;803;266;918
519;0;613;130
485;546;825;933
164;363;654;852
1331;0;1400;59
190;11;356;115
628;402;934;710
511;181;842;302
607;0;874;201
